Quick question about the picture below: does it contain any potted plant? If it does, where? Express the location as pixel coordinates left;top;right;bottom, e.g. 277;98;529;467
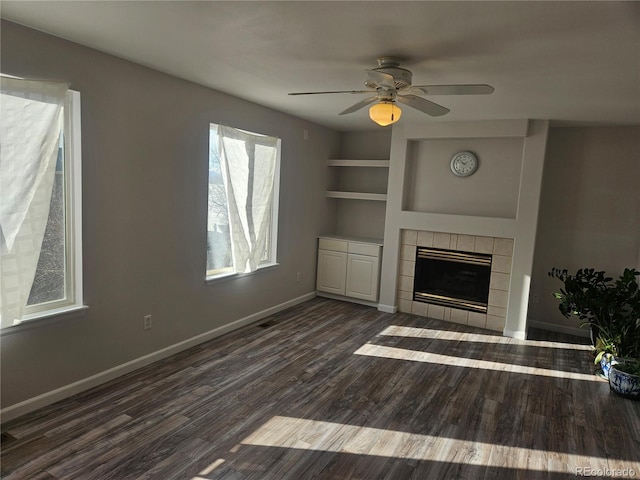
608;359;640;399
548;267;640;397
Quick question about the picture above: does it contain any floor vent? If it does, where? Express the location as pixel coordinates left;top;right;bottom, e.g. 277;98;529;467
1;432;17;445
258;320;277;329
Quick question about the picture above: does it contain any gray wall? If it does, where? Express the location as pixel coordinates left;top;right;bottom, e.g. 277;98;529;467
0;21;340;408
529;126;640;334
340;130;392;161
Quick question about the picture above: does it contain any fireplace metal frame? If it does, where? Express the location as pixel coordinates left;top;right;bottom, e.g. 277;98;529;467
413;247;492;313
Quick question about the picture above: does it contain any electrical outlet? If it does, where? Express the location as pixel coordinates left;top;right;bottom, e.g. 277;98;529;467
143;314;152;330
296;272;301;282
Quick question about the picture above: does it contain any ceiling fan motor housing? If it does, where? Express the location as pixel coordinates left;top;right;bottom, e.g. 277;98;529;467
371;66;413;90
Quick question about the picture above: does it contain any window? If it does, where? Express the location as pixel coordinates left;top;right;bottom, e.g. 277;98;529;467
1;77;83;328
206;124;280;279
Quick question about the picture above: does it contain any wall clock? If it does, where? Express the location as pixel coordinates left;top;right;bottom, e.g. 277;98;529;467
450;151;478;177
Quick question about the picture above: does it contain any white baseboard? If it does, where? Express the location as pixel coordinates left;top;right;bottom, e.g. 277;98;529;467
1;292;317;423
503;329;527;340
377;303;397;314
316;292;378;308
527;318;589;338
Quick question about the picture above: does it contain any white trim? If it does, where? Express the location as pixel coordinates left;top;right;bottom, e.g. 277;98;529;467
316;291;378;308
325;191;387;201
68;90;83;310
269;138;281;265
205;262;279;285
377;303;397;314
20;89;83;318
503;329;527;340
327;159;390;168
3;305;88;334
404;119;529;139
206;123;280;276
397;211;516;239
528;319;589;338
0;292;316;423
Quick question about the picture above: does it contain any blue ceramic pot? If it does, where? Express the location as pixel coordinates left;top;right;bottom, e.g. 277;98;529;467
599;354;616;379
609;364;640;399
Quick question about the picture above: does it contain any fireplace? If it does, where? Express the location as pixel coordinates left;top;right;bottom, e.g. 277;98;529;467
413;247;492;313
397;230;513;332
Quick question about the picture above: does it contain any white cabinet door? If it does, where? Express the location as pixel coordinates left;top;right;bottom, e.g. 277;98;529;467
346;253;380;301
316;250;347;295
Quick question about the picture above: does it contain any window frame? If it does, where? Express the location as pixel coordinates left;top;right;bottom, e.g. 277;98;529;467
20;89;84;322
205;123;281;282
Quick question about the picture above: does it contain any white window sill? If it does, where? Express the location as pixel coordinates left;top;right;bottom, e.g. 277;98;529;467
205;262;279;285
1;305;89;336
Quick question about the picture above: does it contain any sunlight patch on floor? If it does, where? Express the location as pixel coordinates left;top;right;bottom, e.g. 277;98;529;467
378;325;592;352
354;343;599;382
240;415;608;474
193;458;225;479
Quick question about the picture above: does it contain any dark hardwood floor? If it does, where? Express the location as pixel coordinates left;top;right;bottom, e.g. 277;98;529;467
2;297;639;479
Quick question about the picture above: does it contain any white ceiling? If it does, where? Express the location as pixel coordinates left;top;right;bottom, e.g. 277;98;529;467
2;1;639;131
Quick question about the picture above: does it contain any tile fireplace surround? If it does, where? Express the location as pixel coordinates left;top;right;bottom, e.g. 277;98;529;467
397;229;514;332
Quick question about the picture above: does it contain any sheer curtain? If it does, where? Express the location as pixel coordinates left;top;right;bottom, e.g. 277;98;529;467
217;125;279;273
0;77;68;327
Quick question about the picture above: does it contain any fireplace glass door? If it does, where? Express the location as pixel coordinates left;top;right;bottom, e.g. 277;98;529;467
413;247;492;313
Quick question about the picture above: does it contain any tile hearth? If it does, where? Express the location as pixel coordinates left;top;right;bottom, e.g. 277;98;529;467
397;229;514;332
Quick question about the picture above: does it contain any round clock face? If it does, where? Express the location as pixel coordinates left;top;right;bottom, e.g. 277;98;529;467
450;151;478;177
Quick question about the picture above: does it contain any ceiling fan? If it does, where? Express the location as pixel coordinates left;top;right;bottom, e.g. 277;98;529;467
289;57;494;126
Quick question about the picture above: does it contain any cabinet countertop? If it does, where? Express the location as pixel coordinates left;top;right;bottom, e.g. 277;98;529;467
318;234;383;246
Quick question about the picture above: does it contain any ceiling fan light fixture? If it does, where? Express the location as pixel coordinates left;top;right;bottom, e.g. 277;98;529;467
369;101;402;126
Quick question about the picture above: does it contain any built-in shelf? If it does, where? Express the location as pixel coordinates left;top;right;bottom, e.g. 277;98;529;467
327;158;389;203
327;159;390;168
325;191;388;201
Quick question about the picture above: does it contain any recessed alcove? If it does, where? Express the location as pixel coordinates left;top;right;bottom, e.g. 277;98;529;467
328;165;389;196
402;137;524;218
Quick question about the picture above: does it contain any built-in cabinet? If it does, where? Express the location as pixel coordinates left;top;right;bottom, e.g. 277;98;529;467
316;241;347;295
319;132;391;306
316;236;382;304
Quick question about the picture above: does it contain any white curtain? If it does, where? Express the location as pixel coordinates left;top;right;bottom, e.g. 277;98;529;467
0;76;68;327
217;125;278;273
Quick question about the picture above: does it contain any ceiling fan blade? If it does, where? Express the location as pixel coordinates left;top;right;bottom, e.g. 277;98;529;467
339;96;379;115
288;90;374;95
366;70;396;90
396;94;450;117
410;84;495;95
404;87;431;96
